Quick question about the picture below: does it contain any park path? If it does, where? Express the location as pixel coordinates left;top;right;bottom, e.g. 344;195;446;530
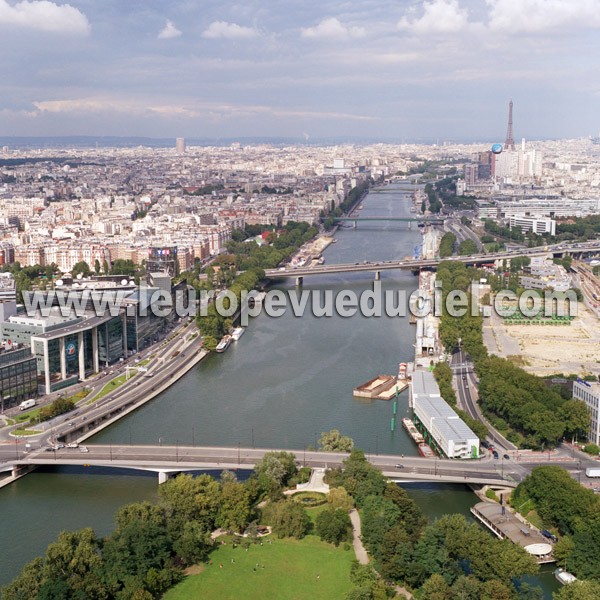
349;509;368;565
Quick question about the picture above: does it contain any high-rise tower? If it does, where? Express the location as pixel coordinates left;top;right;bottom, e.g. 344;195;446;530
504;100;515;151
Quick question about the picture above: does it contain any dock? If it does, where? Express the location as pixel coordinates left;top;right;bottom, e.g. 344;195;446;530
470;502;556;564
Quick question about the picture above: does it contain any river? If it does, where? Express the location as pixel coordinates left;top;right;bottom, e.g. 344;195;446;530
0;183;559;596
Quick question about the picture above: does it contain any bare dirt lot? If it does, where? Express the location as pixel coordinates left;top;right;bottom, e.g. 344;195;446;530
483;302;600;376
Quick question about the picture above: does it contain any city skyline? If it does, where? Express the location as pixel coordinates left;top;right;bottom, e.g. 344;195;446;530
1;0;600;141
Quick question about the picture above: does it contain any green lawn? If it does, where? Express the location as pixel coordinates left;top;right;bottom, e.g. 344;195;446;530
164;534;355;600
306;504;329;525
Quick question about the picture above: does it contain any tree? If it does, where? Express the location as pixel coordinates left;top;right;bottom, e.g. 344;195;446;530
439;232;456;258
315;508;352;546
172;521;213;566
2;557;44;600
102;515;173;595
202;335;218;351
266;500;310;539
216;480;252;533
319;429;354;452
42;529;106;599
327;487;354;512
158;473;221;534
458;239;478;255
94;259;101;275
553;580;600;600
71;260;91;278
560;400;590;441
420;574;451;600
254;451;298;494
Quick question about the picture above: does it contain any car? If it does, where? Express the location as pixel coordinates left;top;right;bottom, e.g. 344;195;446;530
45;446;54;452
540;529;558;543
68;422;75;427
79;446;89;453
395;464;405;469
66;442;79;448
493;451;499;459
480;440;490;449
503;454;510;460
462;375;467;380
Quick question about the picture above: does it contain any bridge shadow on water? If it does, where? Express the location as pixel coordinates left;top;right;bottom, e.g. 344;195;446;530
34;465;254;482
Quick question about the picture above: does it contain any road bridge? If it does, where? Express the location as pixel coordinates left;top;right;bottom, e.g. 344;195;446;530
329;216;446;225
0;444;523;487
264;242;600;283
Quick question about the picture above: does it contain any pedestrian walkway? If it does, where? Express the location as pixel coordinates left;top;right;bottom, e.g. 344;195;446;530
285;468;330;495
349;509;368;565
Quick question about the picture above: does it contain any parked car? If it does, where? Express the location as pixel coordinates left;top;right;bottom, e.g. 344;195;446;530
541;529;558;543
503;454;510;460
492;451;499;459
395;464;405;469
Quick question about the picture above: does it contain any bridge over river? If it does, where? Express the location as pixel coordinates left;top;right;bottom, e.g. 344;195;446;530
264;241;600;283
1;444;523;487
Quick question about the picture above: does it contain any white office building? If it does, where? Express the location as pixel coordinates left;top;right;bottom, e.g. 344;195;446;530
509;216;556;235
572;379;600;445
411;370;479;459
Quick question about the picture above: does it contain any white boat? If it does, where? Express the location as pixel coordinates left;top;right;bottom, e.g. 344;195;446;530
554;568;577;585
215;335;232;353
231;327;245;341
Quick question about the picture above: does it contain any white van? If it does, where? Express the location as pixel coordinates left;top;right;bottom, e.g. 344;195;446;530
19;399;36;411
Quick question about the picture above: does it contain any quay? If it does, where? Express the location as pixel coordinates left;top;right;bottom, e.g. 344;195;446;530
470;502;556;564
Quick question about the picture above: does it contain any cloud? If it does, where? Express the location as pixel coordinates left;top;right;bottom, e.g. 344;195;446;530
0;0;89;34
33;98;200;118
202;21;260;39
486;0;600;33
31;97;377;122
158;19;181;40
398;0;469;34
301;17;366;39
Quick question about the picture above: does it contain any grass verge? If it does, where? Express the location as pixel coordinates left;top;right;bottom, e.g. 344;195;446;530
12;428;43;436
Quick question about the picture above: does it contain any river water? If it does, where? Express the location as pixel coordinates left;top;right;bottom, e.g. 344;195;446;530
0;183;559;596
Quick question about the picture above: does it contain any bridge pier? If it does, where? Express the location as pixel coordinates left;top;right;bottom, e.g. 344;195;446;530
158;471;171;485
295;276;303;287
374;270;380;281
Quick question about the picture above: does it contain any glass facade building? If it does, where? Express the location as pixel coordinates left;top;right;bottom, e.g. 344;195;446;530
0;347;38;410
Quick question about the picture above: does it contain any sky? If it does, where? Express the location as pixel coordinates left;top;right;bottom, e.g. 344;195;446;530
1;0;599;142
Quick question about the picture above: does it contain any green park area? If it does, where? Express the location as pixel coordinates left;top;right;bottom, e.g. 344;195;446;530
163;534;354;600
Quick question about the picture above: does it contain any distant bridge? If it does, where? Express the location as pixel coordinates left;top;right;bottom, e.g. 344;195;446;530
329;216;446;225
1;444;520;487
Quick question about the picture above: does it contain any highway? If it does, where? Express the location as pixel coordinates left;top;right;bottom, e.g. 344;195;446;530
452;349;517;452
